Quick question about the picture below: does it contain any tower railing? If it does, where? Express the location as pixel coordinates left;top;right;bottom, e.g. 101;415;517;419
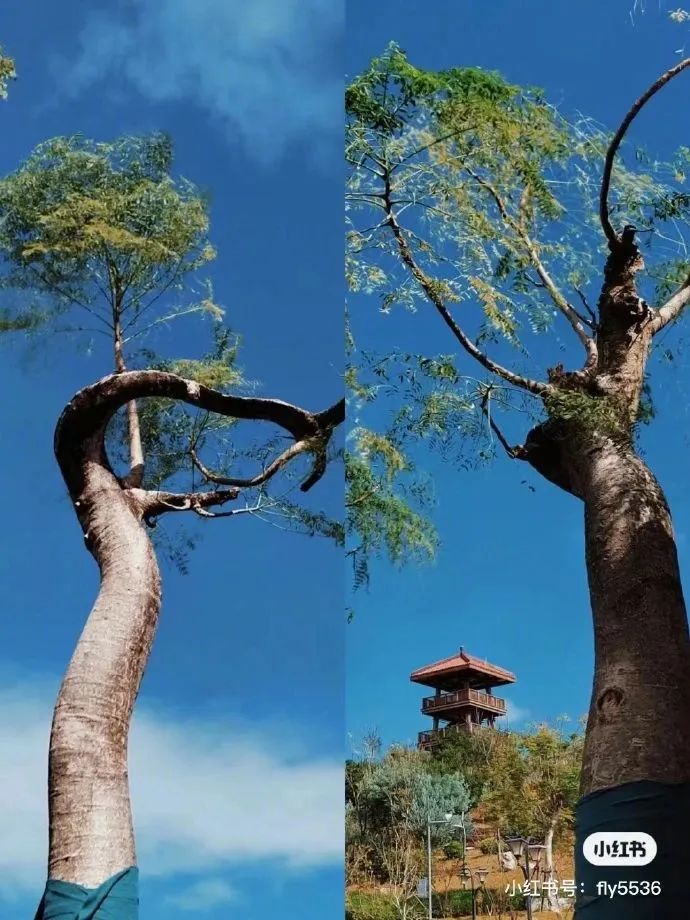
418;723;476;747
421;687;506;714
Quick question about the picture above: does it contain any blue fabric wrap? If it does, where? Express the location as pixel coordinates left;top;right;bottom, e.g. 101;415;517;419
34;867;138;920
575;780;690;917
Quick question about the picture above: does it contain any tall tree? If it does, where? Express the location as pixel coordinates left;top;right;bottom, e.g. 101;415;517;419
347;45;690;916
347;746;471;920
0;133;343;913
481;725;582;913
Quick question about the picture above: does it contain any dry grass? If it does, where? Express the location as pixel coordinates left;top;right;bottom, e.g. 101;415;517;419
420;845;576;918
349;838;577;917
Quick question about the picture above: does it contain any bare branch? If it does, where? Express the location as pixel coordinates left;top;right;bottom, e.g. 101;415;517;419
574;287;597;327
600;58;690;247
193;494;265;519
191;438;311;490
137;487;240;521
480;391;528;461
651;271;690;334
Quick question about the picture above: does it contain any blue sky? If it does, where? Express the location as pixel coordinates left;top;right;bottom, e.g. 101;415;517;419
346;0;690;754
0;2;342;918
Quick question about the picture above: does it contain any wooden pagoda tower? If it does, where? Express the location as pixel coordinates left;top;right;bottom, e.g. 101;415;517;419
410;647;516;750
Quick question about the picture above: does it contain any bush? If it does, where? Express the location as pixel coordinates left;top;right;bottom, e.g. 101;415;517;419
442;839;465;860
346;892;397;920
434;888;525;917
434;889;524;916
478;836;499;855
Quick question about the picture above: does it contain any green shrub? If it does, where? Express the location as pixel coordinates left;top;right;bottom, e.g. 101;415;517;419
346;891;398;920
478;836;499;855
442;839;465;860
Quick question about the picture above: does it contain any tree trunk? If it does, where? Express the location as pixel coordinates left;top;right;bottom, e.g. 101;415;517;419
580;442;690;791
543;817;560;914
571;440;690;916
48;460;160;886
527;424;690;916
113;308;145;488
515;232;690;916
43;369;343;894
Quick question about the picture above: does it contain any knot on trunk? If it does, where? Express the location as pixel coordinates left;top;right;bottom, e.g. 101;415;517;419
521;420;582;498
596;686;626;723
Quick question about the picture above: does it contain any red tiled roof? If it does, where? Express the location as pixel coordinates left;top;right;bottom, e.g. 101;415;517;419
410;648;516;685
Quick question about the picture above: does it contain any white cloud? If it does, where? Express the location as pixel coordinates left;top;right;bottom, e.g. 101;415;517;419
61;0;342;160
0;679;343;901
502;702;531;727
165;878;237;912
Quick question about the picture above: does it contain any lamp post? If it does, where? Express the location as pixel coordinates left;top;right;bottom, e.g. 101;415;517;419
425;812;467;920
460;864;488;920
504;837;545;919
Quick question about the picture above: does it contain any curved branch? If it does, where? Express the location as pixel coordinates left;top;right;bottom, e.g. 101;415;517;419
191;437;321;492
600;58;690;247
48;371;343;887
382;180;550;395
55;370;345;499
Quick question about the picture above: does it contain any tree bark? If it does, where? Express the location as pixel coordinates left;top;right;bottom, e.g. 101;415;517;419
580;442;690;792
48;462;159;886
525;424;690;787
522;232;690;792
524;421;690;916
543;816;560;914
113;308;145;488
518;233;690;917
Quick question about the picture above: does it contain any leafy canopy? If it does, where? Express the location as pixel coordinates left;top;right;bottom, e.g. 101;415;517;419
348;746;472;848
0;132;229;495
0;131;341;562
0;133;218;337
345;44;690;576
480;723;582;842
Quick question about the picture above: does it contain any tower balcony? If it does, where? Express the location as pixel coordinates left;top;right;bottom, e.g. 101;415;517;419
421;687;506;717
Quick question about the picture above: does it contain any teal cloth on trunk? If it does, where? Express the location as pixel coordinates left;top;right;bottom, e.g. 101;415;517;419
575;780;690;917
34;867;138;920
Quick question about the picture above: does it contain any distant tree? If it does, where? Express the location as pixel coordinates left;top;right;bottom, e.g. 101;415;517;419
482;724;582;912
430;724;507;804
348;746;471;920
357;748;472;845
0;130;343;911
347;44;690;913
